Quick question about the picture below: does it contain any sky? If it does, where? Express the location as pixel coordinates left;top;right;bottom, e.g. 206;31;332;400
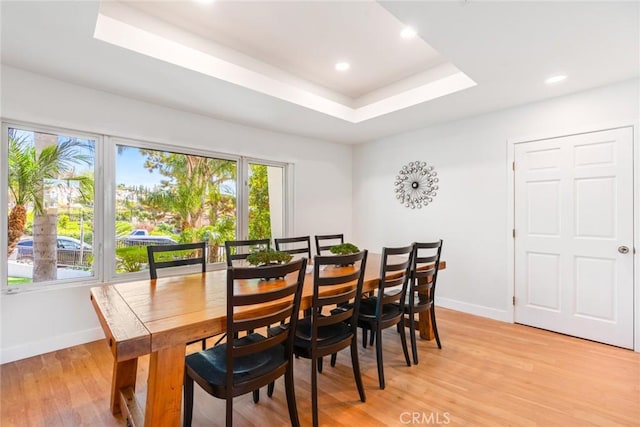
116;146;237;195
10;128;95;175
10;128;236;193
116;146;164;188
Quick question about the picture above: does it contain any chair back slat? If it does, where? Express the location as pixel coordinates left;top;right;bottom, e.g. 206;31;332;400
316;270;362;286
415;241;441;249
224;239;271;266
384;276;405;288
386;262;409;272
314;234;344;255
234;306;294;334
151;257;204;271
281;247;310;255
232;331;289;358
416;254;438;264
233;282;299;306
146;242;206;280
275;236;312;259
414;263;438;273
317;307;352;327
316;288;358;308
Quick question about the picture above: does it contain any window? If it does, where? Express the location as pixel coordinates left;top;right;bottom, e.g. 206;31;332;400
6;126;96;289
248;162;284;240
3;123;290;291
114;144;237;275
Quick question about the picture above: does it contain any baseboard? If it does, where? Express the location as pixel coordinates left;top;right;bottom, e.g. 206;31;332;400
435;296;512;323
1;327;104;364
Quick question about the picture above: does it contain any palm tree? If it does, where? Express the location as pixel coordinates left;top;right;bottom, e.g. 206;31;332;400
7;129;92;281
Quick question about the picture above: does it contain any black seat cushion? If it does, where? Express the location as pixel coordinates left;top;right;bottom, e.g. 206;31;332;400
358;298;403;321
185;333;286;387
294;316;353;350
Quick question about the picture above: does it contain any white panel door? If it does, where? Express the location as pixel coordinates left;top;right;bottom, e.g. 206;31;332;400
514;127;634;348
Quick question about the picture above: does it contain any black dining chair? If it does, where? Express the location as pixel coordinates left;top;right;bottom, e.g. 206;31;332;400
183;258;307;427
352;244;413;389
275;236;312;260
314;233;344;256
224;238;271;266
403;240;443;364
223;238;272;402
293;250;368;427
146;242;208;349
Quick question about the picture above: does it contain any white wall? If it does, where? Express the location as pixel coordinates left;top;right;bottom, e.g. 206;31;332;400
0;65;353;363
353;78;639;323
3;66;638;363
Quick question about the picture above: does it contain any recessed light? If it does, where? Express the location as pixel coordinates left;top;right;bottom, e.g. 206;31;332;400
545;74;567;84
335;62;350;72
401;27;417;40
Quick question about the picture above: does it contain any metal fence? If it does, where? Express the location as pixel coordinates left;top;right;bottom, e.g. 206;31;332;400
16;247;92;269
57;248;92;268
115;239;226;264
17;242;226;268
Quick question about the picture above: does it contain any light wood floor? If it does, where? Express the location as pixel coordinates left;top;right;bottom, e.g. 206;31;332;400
2;308;639;426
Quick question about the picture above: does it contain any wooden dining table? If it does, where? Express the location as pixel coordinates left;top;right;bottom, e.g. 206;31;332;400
90;253;445;427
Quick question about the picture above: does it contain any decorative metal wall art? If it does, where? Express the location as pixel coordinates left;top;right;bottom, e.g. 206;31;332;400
394;161;439;209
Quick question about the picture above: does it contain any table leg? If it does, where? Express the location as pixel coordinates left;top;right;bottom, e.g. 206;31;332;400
144;345;186;427
403;313;434;341
418;311;435;340
417;281;435;340
110;358;138;415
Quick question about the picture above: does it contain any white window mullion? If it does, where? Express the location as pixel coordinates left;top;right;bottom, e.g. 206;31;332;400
1;123;9;292
285;163;294;237
238;157;249;240
101;136;116;282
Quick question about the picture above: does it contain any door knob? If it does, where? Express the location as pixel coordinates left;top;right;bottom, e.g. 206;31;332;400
618;246;630;254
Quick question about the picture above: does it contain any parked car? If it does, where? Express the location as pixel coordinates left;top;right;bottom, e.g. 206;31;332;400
117;235;177;247
129;229;149;237
17;236;92;267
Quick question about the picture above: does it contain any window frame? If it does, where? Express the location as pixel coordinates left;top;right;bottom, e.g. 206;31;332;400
2;121;293;293
107;136;244;282
243;157;290;241
2;120;104;293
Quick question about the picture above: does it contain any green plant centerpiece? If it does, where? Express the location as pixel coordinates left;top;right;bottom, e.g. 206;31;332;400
329;243;359;255
246;249;293;280
246;249;293;266
329;243;360;266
